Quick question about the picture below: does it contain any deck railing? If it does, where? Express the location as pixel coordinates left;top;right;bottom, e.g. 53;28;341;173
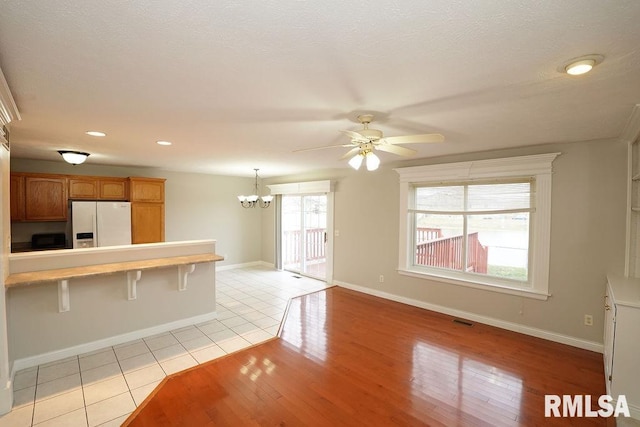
281;227;487;274
416;227;442;242
283;228;326;265
416;229;488;273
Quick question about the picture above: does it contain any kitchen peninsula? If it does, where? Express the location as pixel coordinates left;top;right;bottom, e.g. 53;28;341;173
5;239;223;371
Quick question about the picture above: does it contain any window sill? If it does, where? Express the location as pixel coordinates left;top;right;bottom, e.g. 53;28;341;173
397;268;550;301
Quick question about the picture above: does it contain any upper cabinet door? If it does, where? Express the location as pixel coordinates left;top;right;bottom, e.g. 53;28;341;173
69;177;98;199
10;173;25;221
24;176;68;221
129;177;165;203
68;176;128;200
99;178;128;200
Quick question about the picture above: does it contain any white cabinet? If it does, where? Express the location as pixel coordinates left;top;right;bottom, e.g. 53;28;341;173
604;275;640;419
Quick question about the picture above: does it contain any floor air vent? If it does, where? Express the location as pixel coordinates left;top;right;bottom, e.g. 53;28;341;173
453;319;474;327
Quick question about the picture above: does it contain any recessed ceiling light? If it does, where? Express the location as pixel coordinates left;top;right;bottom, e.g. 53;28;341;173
85;131;106;137
560;54;604;76
156;140;172;146
566;60;595;75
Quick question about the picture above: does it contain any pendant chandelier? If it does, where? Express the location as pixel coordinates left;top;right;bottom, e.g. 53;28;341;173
237;168;273;208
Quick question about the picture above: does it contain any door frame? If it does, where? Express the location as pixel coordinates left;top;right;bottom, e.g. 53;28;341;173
269;181;334;284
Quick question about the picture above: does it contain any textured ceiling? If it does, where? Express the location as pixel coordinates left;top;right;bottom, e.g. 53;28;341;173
1;1;639;177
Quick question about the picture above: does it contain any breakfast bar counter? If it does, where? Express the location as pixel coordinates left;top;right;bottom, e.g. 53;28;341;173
6;240;223;370
6;253;223;288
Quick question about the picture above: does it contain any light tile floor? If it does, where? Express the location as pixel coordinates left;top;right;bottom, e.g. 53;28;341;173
0;265;329;427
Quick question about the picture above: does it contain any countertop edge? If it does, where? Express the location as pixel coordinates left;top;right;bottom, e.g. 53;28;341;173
606;274;640;308
6;253;224;288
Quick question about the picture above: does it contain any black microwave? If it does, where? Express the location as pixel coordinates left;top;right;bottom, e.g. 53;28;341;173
31;233;67;250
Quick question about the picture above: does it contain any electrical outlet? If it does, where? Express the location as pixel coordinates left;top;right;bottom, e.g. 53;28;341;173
584;314;593;326
379;275;384;283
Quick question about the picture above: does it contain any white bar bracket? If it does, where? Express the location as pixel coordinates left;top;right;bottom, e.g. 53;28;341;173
178;264;196;291
58;279;70;313
127;270;142;300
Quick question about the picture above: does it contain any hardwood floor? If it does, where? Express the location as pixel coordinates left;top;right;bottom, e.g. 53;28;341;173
124;287;610;426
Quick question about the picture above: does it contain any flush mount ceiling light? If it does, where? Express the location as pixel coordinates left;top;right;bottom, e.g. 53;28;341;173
560;54;604;76
58;150;90;165
85;131;106;137
237;168;273;208
156;140;172;146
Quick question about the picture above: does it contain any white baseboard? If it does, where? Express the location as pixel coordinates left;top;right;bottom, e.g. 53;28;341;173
334;280;604;354
216;261;271;271
11;311;218;373
630;403;640;421
0;379;12;416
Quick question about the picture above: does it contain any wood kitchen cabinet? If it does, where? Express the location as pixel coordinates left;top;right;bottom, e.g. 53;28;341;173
129;177;164;202
131;202;165;244
24;175;68;221
10;173;163;237
10;173;25;221
129;177;166;243
69;176;128;200
99;178;128;200
69;177;98;199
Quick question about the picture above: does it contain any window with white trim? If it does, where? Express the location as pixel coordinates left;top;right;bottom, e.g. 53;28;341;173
396;153;560;300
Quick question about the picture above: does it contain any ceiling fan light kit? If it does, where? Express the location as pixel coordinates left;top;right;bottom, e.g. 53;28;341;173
348;153;364;170
295;114;445;172
365;152;380;171
238;168;273;208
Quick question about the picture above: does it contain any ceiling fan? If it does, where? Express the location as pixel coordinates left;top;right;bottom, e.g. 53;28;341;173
295;114;444;171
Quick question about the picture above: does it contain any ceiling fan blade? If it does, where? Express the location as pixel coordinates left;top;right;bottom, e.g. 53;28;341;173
382;133;445;145
340;130;369;142
375;144;417;157
293;143;354;153
340;147;361;160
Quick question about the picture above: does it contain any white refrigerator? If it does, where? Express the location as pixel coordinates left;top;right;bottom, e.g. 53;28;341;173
71;201;132;248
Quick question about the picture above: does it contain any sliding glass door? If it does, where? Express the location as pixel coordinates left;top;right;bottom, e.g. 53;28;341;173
281;194;327;280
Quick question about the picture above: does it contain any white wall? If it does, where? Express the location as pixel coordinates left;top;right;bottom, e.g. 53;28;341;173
10;159;262;266
0;147;12;413
263;140;627;345
7;264;217;363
